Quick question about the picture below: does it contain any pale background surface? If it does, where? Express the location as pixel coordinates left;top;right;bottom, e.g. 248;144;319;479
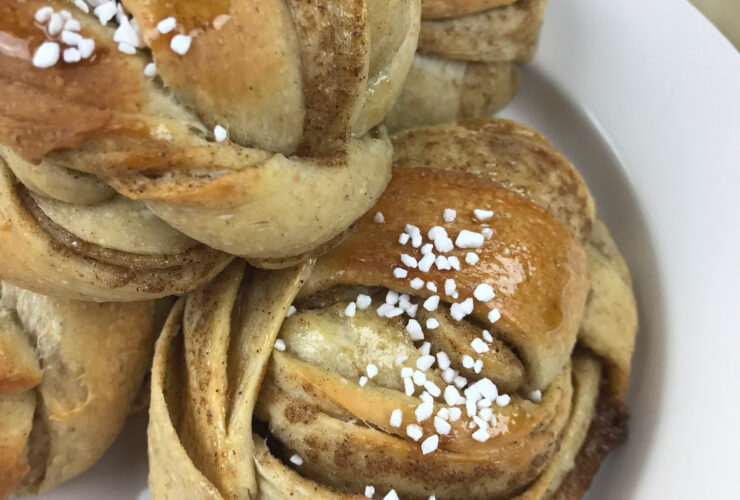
690;0;740;47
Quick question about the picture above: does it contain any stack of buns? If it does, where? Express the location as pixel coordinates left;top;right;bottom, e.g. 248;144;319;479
0;1;636;499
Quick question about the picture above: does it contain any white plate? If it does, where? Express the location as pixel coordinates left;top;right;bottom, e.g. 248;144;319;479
39;0;740;498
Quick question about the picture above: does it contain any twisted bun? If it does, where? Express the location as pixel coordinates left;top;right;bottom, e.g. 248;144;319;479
0;0;420;301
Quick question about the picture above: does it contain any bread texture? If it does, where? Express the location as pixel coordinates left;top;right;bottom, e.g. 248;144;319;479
0;0;421;297
388;0;547;129
0;282;157;497
146;119;637;499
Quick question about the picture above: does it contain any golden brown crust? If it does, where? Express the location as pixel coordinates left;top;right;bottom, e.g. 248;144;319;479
302;167;590;390
391;120;595;244
146;119;636;500
0;0;419;269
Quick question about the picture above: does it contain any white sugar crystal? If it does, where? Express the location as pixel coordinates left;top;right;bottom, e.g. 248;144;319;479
406;319;424;341
393;268;408;279
423;295;439;312
413;370;426;386
418;341;431;356
157;17;177;34
35;7;54;23
449;407;462;421
384;490;400;500
61;30;82;46
365;485;375;498
289;454;303;466
448;256;460;271
356;294;372;310
444;279;457;298
410;278;425;290
411;234;422;248
462;355;474;369
462;298;474;314
421;243;434;255
398;232;410;245
472;428;490;442
466;399;477;418
529;390;543;403
390;409;403;428
436;351;450;370
478;407;494;422
74;0;90;14
406;424;423;441
442;368;456;384
495;394;510;407
344;302;356;317
78;38;95;58
214;125;228;142
426;281;437;292
444;385;463;406
64;18;81;32
376;303;394;317
359;376;368;387
274;339;286;351
435;255;451;270
404;377;414;396
474;209;494;221
406;304;418;317
465;252;480;265
450;302;468;321
424;381;441;397
170;34;192;55
435;237;454;253
48;13;63;35
118;42;136;54
426;318;439;329
366;364;378;379
401;367;414;378
427;226;447;241
474;284;495;302
443;208;456;222
482;330;493;342
94;2;117;25
473;415;489;431
32;42;60;68
144;62;158;77
386;307;404;318
454;376;467;389
62;47;81;63
287;305;297;317
474;379;498;401
488;309;501;324
474;359;483;374
471;338;490;354
418;253;435;272
455;230;484;249
482;228;494;240
404;224;421;236
421;434;439;455
417;355;435;371
437;407;450;420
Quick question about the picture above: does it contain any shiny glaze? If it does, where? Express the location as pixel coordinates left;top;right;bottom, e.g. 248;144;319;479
307;168;588;348
0;1;148;162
